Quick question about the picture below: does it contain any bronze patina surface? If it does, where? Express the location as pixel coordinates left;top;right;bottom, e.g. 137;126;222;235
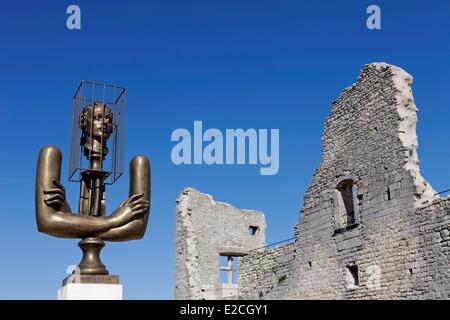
35;84;150;276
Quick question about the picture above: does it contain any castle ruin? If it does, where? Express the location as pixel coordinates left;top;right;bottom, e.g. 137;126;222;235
175;63;450;299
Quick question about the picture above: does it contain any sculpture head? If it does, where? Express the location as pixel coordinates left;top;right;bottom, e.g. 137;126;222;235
80;102;114;142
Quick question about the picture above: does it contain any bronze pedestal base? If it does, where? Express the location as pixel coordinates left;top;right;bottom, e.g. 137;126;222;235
77;237;109;275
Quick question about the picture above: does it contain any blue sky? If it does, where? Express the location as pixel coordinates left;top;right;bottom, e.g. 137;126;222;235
0;0;449;299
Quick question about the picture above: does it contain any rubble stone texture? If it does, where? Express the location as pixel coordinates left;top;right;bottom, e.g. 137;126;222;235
175;188;266;299
175;63;450;299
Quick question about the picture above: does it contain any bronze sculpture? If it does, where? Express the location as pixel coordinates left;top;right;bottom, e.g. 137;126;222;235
36;82;150;276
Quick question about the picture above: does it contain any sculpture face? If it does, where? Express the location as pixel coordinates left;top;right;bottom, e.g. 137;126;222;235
81;103;114;141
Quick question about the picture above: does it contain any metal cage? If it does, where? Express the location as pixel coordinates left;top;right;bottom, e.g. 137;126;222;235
69;80;125;185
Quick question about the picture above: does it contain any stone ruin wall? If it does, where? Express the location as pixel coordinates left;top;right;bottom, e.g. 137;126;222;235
238;63;450;299
175;188;266;299
175;63;450;299
238;243;297;299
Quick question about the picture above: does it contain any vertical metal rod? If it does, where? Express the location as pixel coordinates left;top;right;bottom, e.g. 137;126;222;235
99;85;105;169
121;90;126;180
79;88;85;180
112;85;117;182
88;82;100;216
89;82;95;163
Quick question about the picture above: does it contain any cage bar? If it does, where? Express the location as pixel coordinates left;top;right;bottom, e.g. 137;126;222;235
69;80;125;185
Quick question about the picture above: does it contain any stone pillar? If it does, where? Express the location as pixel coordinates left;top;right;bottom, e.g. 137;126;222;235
57;274;123;300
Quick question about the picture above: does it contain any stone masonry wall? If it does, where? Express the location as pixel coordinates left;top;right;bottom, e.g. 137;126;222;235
175;188;266;299
410;198;450;299
238;63;450;299
238;242;296;299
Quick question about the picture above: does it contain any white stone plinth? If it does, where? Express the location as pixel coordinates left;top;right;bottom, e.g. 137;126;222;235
57;283;123;300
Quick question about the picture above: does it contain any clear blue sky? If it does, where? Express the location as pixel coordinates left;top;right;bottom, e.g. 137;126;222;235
0;1;449;299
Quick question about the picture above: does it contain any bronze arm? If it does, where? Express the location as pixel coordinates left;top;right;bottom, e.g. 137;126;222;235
35;146;143;238
97;155;151;241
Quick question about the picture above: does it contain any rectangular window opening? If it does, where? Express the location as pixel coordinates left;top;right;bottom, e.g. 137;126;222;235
357;194;363;204
278;275;287;285
346;265;359;288
248;226;259;236
335;179;356;229
220;255;239;284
